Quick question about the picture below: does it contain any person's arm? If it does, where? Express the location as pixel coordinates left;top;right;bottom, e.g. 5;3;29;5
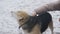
34;0;60;14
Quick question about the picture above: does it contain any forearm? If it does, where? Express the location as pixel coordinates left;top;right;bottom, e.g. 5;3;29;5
35;0;60;14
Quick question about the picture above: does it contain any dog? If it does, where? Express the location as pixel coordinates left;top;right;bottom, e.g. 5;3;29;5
13;11;53;34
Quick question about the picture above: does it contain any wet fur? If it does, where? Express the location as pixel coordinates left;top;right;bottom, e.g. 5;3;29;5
15;11;53;34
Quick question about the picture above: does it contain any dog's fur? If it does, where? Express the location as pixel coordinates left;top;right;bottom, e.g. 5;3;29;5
15;11;53;34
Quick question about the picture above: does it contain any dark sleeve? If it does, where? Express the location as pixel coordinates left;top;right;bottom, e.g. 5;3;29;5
34;1;60;14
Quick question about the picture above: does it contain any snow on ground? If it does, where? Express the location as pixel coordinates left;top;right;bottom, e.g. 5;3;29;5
0;0;60;34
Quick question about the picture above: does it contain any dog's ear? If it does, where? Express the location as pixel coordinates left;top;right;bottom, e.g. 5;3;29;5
11;11;19;19
11;11;17;18
11;11;14;17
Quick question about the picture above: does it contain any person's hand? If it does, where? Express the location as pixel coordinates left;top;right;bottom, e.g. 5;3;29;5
32;11;37;16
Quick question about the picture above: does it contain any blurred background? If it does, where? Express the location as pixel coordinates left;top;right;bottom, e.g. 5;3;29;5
0;0;60;34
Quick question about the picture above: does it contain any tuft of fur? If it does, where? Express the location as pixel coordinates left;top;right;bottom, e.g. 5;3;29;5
15;11;30;26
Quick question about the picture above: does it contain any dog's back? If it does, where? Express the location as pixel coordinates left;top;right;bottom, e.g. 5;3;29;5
37;12;52;33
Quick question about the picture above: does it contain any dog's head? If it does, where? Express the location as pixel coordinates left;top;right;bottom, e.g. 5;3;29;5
13;11;30;26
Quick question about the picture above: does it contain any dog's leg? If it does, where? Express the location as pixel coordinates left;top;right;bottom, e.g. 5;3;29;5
48;21;53;34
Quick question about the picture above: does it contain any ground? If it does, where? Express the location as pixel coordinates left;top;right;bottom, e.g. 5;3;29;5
0;0;60;34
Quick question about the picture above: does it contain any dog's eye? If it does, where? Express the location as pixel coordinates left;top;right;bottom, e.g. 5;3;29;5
19;18;24;21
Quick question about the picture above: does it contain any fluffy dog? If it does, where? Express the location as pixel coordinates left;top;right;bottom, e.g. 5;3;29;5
13;11;53;34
